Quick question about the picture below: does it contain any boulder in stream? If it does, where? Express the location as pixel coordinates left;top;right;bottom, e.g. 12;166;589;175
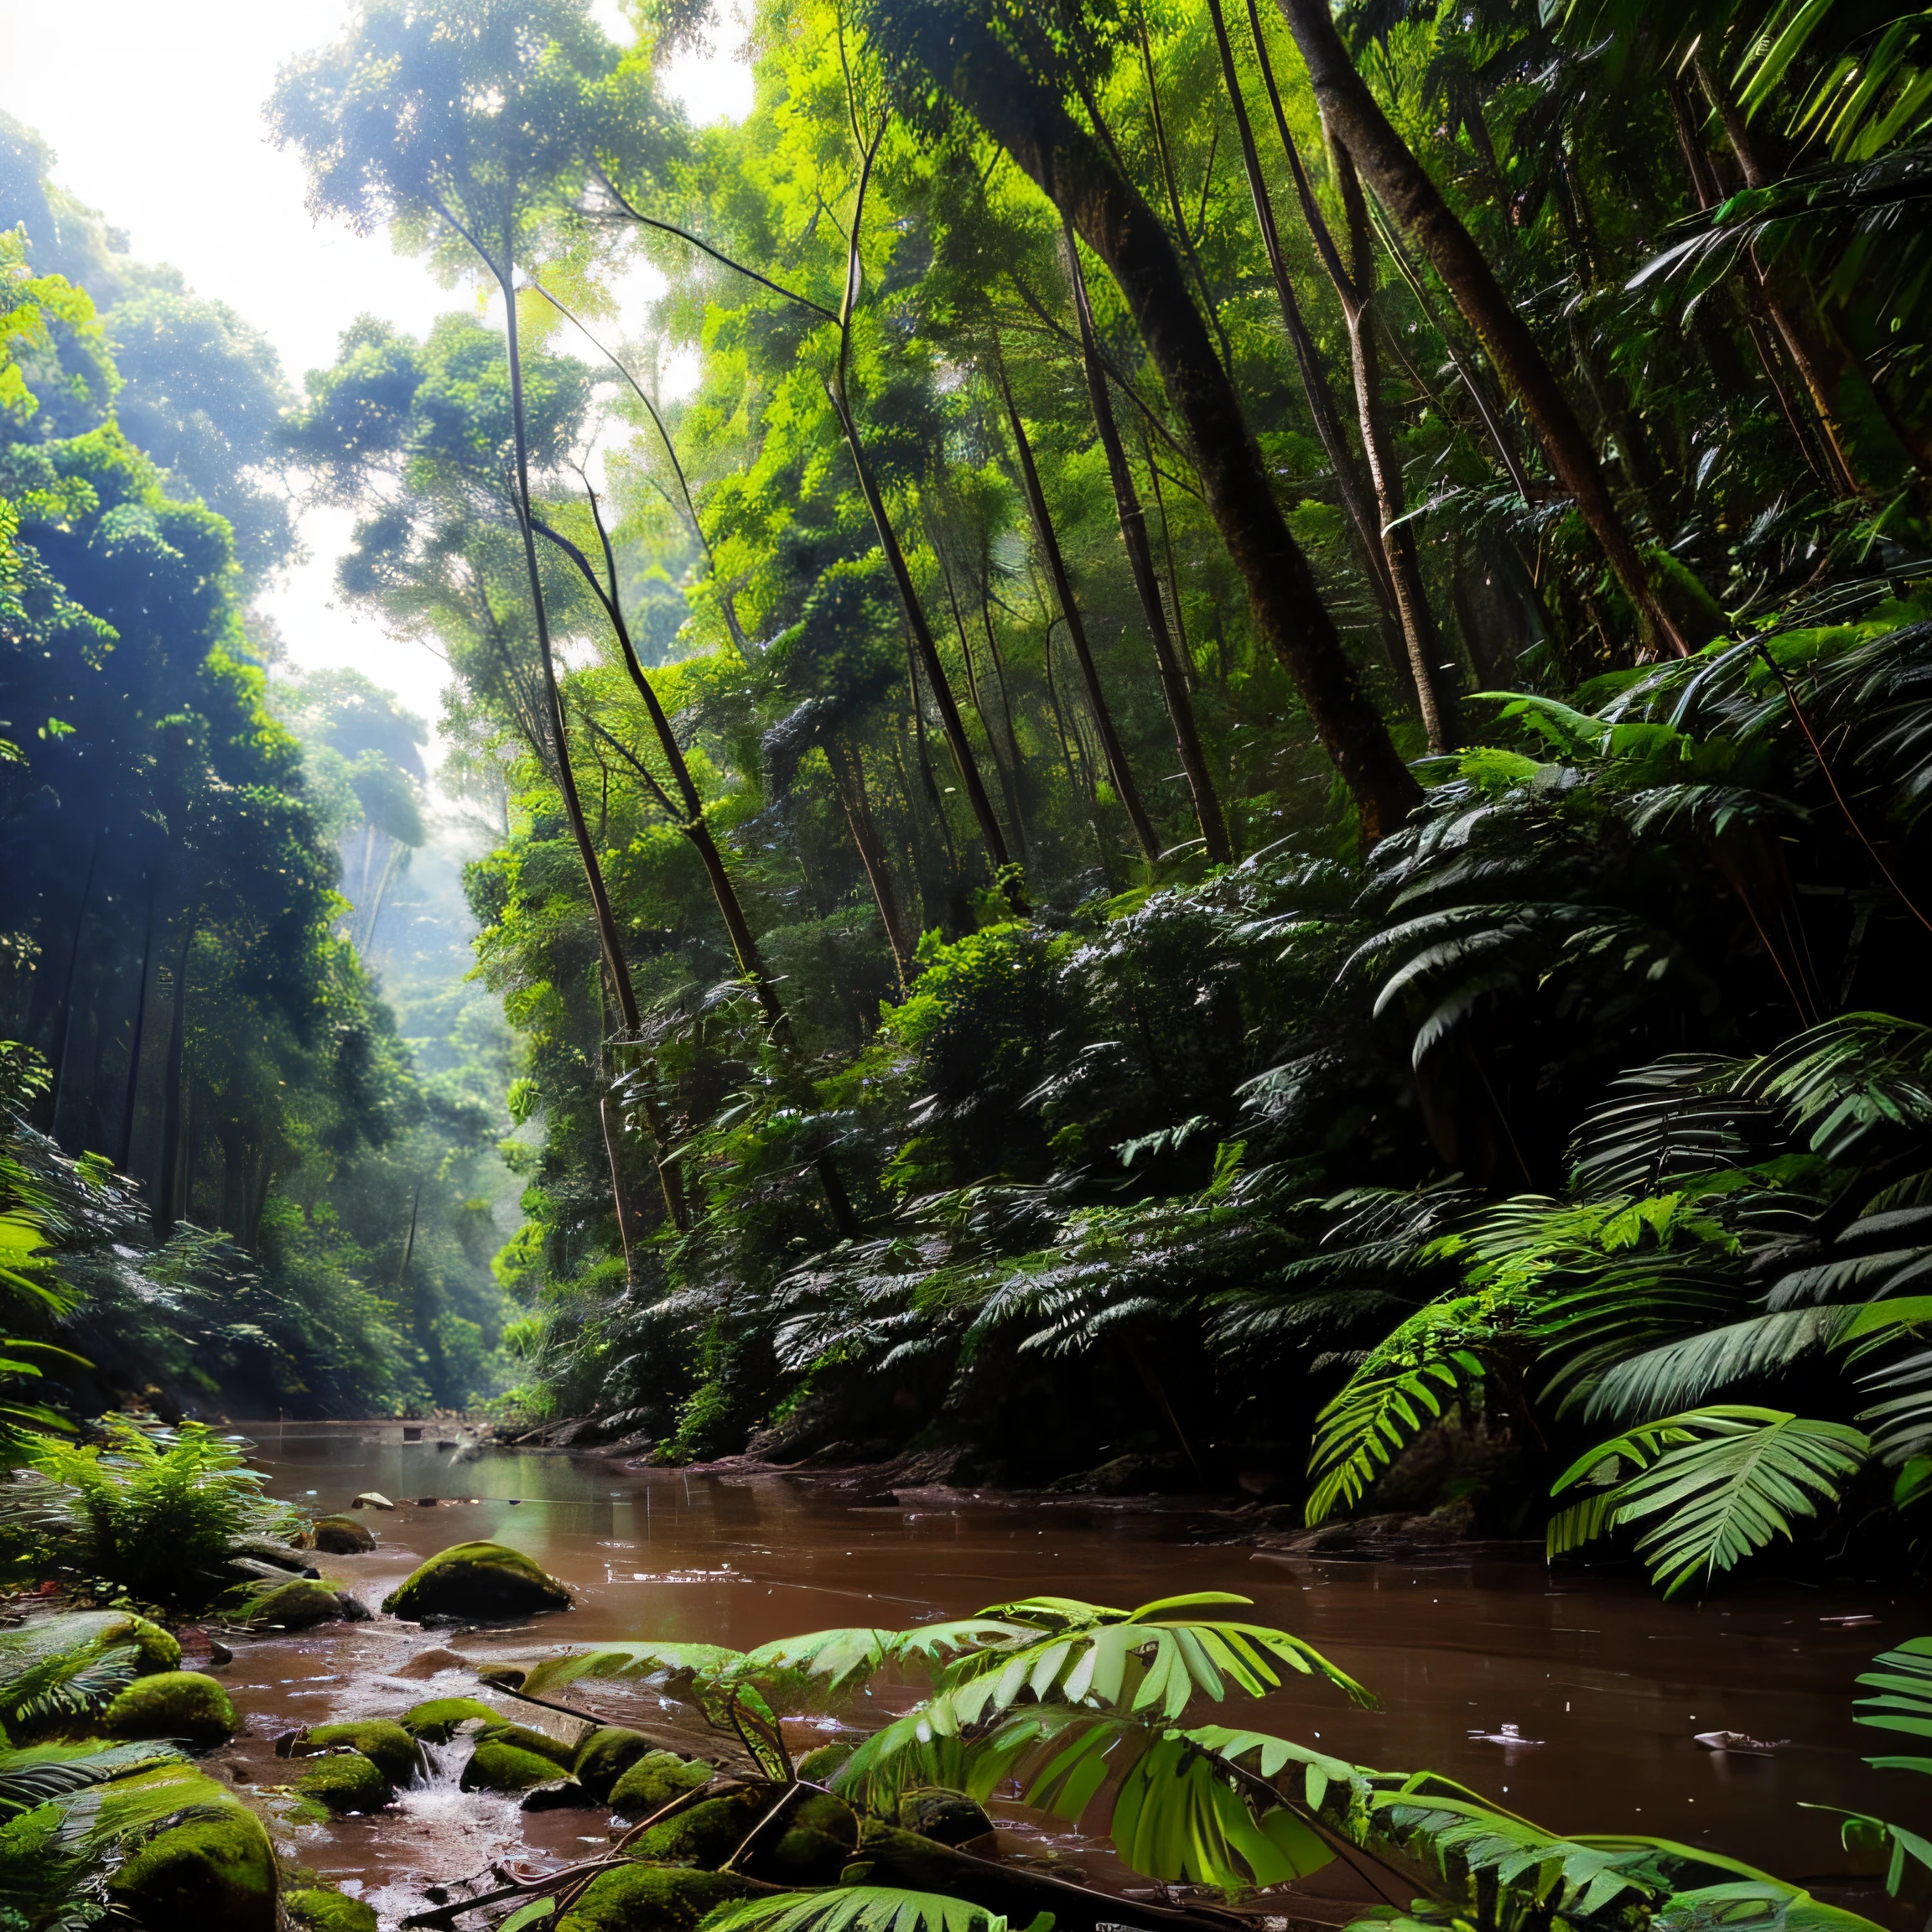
286;1885;379;1932
898;1785;995;1847
573;1724;653;1801
103;1787;278;1932
295;1750;394;1814
628;1785;764;1865
460;1737;571;1794
556;1863;757;1932
480;1718;577;1769
380;1541;572;1620
746;1788;858;1885
227;1577;346;1630
401;1694;502;1742
288;1718;422;1784
312;1514;377;1554
607;1748;712;1820
101;1670;237;1748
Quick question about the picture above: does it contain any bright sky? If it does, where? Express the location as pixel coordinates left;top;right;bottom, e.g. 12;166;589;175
0;0;750;740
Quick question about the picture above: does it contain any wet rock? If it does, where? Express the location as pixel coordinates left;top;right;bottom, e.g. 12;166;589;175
629;1784;764;1864
0;1609;179;1685
480;1719;578;1770
351;1492;394;1510
574;1724;653;1802
335;1592;372;1622
104;1794;278;1932
290;1719;422;1784
228;1578;345;1630
394;1645;474;1680
285;1886;379;1932
520;1777;595;1810
227;1535;316;1573
793;1741;853;1784
380;1541;572;1621
296;1750;394;1814
555;1862;756;1932
101;1670;237;1748
311;1514;377;1555
1258;1499;1478;1559
608;1748;713;1821
461;1738;570;1794
746;1788;858;1884
402;1695;502;1742
898;1785;995;1847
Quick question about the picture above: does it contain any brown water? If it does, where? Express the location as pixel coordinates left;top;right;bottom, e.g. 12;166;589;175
221;1422;1923;1930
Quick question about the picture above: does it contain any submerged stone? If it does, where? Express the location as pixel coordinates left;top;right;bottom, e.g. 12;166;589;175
101;1670;237;1748
295;1750;394;1814
460;1737;569;1794
103;1795;277;1932
554;1862;757;1932
380;1541;571;1620
607;1749;712;1821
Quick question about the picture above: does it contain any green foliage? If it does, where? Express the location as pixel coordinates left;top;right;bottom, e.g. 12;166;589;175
704;1890;1037;1932
16;1419;295;1607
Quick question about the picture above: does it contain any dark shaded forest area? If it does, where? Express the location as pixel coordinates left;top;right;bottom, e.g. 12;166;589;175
7;0;1932;1601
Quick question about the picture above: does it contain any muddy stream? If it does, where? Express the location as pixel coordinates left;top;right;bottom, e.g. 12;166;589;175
217;1422;1921;1929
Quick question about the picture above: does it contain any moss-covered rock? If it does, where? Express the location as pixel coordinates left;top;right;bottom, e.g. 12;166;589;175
460;1738;570;1794
554;1862;758;1932
401;1695;504;1742
747;1789;859;1885
479;1719;577;1770
574;1725;653;1802
0;1610;179;1694
101;1670;236;1748
608;1749;713;1822
628;1785;764;1866
103;1796;277;1932
295;1751;393;1814
380;1542;571;1621
285;1886;380;1932
311;1514;377;1555
794;1740;853;1784
898;1786;995;1846
294;1720;420;1785
229;1579;344;1630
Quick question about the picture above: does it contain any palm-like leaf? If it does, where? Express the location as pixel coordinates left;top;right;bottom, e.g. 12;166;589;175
1549;1406;1869;1596
0;1741;186;1820
702;1886;1036;1932
1306;1348;1486;1525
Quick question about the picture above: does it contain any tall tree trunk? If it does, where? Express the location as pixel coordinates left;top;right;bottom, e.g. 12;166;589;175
1275;0;1696;657
499;261;687;1233
118;874;157;1171
880;0;1420;841
154;917;195;1239
934;531;1030;863
827;733;917;989
1212;0;1411;682
997;360;1162;862
1065;232;1236;863
1692;56;1864;498
825;382;1019;891
47;833;101;1141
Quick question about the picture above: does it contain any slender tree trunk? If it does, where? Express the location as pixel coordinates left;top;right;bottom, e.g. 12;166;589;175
118;874;157;1171
825;383;1017;891
934;532;1030;863
1276;0;1696;657
827;733;916;989
1326;135;1455;749
997;361;1162;862
500;262;688;1233
1693;56;1864;497
599;1097;638;1284
885;0;1420;840
46;834;101;1140
1065;231;1234;863
1213;0;1411;679
154;918;195;1239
